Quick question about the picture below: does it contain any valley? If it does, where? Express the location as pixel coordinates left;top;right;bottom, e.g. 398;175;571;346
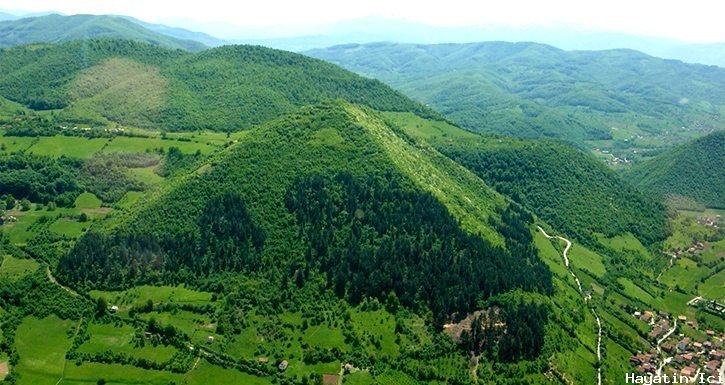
0;11;722;385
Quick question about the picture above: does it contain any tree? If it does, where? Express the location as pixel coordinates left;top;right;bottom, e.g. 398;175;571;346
95;297;108;317
20;198;31;211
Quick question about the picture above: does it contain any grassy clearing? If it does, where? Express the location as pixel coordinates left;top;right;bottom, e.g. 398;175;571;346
26;136;107;158
14;315;75;385
596;233;652;260
184;360;273;385
78;322;177;363
618;278;654;304
48;218;88;238
74;192;102;209
59;362;180;385
0;134;35;153
89;285;214;314
0;255;40;280
103;136;213;155
127;166;165;185
115;191;145;209
383;111;479;142
567;244;606;277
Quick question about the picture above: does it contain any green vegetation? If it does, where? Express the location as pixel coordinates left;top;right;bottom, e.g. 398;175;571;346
0;39;437;130
308;42;725;160
626;130;725;208
385;112;667;246
13;315;75;385
0;255;39;280
0;14;207;51
59;102;551;327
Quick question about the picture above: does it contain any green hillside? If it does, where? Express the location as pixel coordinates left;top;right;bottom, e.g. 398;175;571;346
307;42;725;159
0;39;438;130
0;14;206;51
383;112;668;246
58;102;551;322
627;130;725;208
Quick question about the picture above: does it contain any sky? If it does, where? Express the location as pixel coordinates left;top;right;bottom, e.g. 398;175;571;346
1;0;725;42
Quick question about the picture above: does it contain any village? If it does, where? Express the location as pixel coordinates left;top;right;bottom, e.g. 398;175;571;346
630;310;725;383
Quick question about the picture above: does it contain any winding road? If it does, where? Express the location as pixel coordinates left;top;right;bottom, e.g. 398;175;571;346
538;226;602;385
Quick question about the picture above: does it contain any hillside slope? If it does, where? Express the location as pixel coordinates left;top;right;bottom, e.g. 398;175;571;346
307;42;725;154
383;112;668;245
627;130;725;208
0;14;207;51
58;102;552;322
0;39;438;130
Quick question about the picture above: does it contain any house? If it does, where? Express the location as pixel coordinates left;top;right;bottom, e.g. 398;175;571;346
207;336;214;344
343;363;353;373
661;343;675;353
678;337;692;352
678;315;687;322
649;327;663;340
680;366;696;378
706;360;721;371
258;357;269;363
641;311;654;323
707;330;716;337
278;360;288;371
110;305;119;313
694;342;703;350
634;311;642;318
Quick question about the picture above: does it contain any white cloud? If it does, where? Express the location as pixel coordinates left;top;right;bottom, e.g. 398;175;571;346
2;0;724;42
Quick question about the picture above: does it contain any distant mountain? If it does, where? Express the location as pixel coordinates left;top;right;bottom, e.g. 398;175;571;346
121;16;227;47
0;11;17;21
0;14;207;51
234;17;725;67
0;39;436;130
307;42;725;153
627;130;725;208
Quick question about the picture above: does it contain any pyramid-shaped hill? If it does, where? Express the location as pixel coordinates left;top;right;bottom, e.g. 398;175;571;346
57;101;552;321
0;39;438;129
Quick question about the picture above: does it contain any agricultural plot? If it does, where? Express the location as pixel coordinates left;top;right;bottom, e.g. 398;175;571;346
89;285;214;314
0;255;40;280
77;322;178;364
59;362;181;385
0;134;35;153
14;315;75;385
26;136;108;158
103;136;214;155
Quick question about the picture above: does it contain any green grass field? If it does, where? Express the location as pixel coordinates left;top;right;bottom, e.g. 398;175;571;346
89;285;214;314
14;315;75;385
74;192;102;209
77;322;177;364
184;361;273;385
26;136;107;158
59;362;180;385
48;218;88;238
127;166;166;186
567;244;606;277
0;134;35;153
0;255;40;280
103;136;214;155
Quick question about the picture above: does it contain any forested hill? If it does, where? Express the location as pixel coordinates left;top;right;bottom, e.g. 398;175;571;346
626;130;725;208
0;14;207;51
57;101;553;323
384;112;668;246
307;42;725;145
0;39;438;130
